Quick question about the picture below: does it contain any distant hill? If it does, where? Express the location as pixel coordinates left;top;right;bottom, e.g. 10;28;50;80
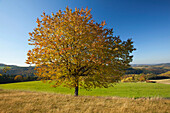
131;63;170;69
128;63;170;74
0;63;19;69
155;63;170;66
131;63;170;67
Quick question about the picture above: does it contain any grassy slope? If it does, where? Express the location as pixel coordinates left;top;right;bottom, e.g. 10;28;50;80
0;66;5;69
0;90;170;113
0;81;170;98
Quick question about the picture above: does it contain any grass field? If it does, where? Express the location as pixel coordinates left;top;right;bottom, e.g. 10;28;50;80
0;90;170;113
0;81;170;98
0;81;170;112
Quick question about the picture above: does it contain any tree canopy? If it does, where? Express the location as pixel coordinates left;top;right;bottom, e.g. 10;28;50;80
26;7;135;96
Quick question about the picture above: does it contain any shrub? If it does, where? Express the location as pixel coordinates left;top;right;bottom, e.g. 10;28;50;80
121;74;149;82
139;75;145;81
121;75;136;82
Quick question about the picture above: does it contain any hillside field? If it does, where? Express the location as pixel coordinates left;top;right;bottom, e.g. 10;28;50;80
0;81;170;98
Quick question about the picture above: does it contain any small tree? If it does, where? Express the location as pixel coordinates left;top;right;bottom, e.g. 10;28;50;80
14;75;23;81
26;7;135;96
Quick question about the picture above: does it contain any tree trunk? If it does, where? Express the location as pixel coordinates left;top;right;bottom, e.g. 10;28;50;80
74;85;78;96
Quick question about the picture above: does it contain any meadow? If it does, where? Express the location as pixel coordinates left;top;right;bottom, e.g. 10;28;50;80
0;81;170;112
0;81;170;98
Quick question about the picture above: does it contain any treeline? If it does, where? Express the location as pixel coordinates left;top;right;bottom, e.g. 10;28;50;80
1;64;170;84
0;74;38;84
0;66;35;77
0;65;38;83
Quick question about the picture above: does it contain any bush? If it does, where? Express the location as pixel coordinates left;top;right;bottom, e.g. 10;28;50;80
139;75;145;81
121;74;150;82
121;75;137;82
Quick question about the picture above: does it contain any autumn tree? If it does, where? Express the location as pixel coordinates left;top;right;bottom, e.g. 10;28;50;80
26;7;135;96
14;75;23;81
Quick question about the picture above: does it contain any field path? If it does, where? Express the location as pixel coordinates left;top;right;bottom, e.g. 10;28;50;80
150;79;170;85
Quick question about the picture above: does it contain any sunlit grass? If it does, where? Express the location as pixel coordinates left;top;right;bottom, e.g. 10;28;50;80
0;81;170;98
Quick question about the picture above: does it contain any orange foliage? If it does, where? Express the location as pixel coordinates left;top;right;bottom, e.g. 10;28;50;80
26;6;135;95
14;75;23;81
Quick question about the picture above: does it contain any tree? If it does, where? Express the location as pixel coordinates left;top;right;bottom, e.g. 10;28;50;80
26;7;135;96
14;75;23;81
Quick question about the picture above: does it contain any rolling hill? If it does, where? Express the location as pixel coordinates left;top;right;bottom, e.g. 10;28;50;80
1;63;170;76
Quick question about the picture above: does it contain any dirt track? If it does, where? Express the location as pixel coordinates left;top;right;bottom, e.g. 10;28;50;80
149;79;170;85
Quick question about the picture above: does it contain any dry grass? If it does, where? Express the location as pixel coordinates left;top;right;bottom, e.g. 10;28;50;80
0;89;170;113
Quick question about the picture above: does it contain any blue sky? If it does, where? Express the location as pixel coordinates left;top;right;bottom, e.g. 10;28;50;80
0;0;170;66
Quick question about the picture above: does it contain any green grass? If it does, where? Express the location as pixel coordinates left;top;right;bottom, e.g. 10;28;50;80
0;81;170;98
